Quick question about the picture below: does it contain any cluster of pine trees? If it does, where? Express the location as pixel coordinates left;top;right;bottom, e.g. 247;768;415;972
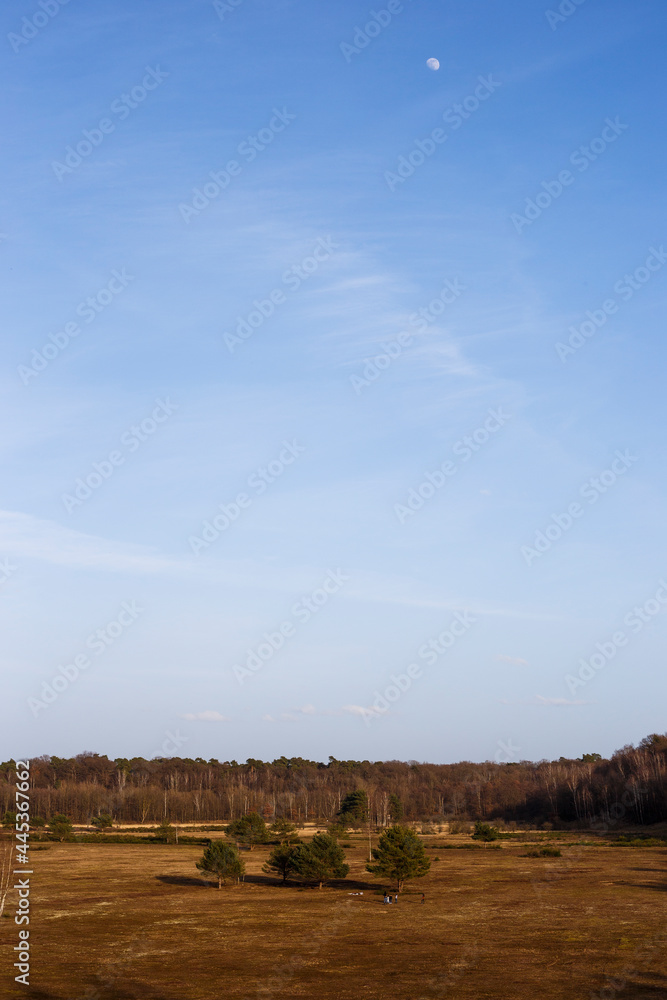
196;806;430;892
1;734;664;827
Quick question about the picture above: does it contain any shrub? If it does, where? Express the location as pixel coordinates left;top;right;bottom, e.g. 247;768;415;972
154;821;177;843
48;814;74;841
471;821;500;842
448;820;470;835
91;814;113;831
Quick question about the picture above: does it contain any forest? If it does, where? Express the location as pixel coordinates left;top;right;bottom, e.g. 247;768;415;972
1;733;665;829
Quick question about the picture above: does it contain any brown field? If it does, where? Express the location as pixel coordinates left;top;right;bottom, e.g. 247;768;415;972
2;834;665;1000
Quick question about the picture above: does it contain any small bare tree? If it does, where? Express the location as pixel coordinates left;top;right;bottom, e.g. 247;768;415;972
0;840;12;918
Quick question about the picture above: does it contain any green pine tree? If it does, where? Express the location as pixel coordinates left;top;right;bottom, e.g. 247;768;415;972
154;820;177;843
293;833;350;889
47;814;74;842
225;812;269;850
388;794;403;822
268;818;300;844
338;790;368;827
366;825;431;890
262;844;301;882
196;840;245;889
471;821;499;842
91;813;113;832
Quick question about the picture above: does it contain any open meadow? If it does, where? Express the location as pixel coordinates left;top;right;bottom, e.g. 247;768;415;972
2;832;665;999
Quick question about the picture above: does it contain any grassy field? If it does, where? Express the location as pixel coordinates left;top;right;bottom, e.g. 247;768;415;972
2;833;665;999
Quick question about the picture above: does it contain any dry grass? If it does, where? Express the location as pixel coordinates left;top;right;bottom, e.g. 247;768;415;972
1;836;665;999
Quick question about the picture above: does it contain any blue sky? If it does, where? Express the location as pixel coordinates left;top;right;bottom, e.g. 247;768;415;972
2;0;666;764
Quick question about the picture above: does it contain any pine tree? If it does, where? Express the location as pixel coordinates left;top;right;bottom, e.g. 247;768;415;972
268;817;299;844
388;794;403;822
293;833;349;889
366;825;431;890
225;812;269;850
338;790;368;827
262;844;301;882
196;840;245;889
48;814;73;842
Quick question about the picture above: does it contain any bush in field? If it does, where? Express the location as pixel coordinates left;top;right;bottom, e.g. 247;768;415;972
1;812;16;829
367;825;431;890
471;821;500;842
196;841;245;888
91;814;113;831
525;846;561;858
48;814;73;841
448;820;470;835
225;812;269;850
327;821;348;839
293;833;349;889
154;821;177;843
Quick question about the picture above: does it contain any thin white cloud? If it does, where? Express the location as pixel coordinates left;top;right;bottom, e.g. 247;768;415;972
0;509;181;575
497;654;530;666
500;695;592;706
534;695;591;707
181;711;230;722
342;704;381;719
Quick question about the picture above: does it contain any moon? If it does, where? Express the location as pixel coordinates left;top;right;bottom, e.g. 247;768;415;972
426;58;440;71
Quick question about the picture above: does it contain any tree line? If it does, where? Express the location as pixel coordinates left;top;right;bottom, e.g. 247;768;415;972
1;733;664;827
